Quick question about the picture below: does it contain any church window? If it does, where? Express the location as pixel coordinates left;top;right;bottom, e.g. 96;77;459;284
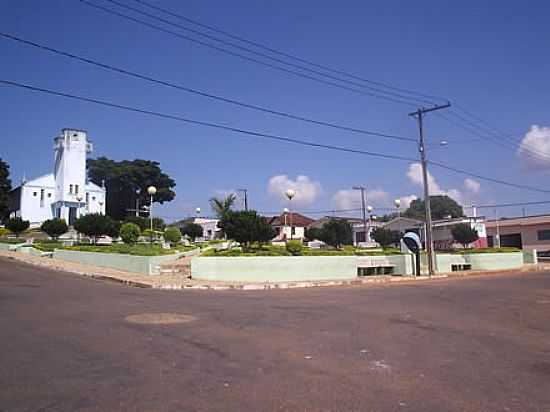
47;193;52;198
33;192;37;197
40;189;45;207
75;184;79;195
92;196;96;201
69;184;73;194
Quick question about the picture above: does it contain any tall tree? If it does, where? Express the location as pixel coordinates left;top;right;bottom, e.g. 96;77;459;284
209;194;236;219
451;223;479;249
404;195;464;221
317;219;353;248
0;159;12;223
87;157;176;220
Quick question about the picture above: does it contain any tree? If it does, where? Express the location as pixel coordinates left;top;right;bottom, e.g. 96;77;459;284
5;217;29;238
219;210;276;249
73;213;118;244
124;215;164;231
286;240;303;256
451;223;479;248
404;195;464;221
209;194;236;219
371;227;401;248
164;227;182;245
87;157;176;220
180;222;203;241
0;159;11;223
317;219;353;248
304;227;323;242
40;218;68;240
120;222;141;244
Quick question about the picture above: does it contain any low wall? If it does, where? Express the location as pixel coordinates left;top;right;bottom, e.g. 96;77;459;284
0;242;26;251
435;252;524;273
192;256;357;282
356;254;412;275
523;249;538;265
52;249;188;275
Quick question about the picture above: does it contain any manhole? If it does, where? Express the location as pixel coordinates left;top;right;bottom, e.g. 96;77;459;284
125;313;197;325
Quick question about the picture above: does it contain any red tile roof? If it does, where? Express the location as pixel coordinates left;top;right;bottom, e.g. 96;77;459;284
267;213;315;227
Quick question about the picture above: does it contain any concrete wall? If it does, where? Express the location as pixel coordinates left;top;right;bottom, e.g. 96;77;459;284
435;252;524;273
357;254;413;275
52;249;187;275
192;256;358;282
0;242;27;251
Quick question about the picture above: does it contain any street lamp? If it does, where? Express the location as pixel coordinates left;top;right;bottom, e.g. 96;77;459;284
285;189;295;240
283;207;289;237
147;186;157;244
394;198;402;235
195;207;201;216
366;205;373;243
352;186;367;246
135;188;141;217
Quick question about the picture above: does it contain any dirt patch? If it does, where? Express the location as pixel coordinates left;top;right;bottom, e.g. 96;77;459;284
125;313;197;325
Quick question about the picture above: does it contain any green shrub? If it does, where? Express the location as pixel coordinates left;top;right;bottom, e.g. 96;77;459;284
286;240;303;256
180;222;203;241
40;218;68;240
5;217;30;238
120;222;141;244
73;213;118;244
164;227;182;245
0;227;11;237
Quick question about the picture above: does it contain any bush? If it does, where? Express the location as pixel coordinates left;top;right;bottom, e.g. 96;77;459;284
124;215;148;231
164;227;182;245
317;219;353;248
73;213;118;244
5;217;30;238
0;227;11;237
180;222;203;241
219;210;276;248
371;227;401;248
451;223;479;248
286;240;303;256
40;218;68;240
120;222;141;244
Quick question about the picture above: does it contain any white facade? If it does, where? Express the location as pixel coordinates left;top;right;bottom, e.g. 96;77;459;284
10;128;106;227
194;218;221;241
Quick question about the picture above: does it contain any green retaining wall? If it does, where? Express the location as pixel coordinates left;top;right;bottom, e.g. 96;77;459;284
52;249;189;275
0;242;27;251
435;252;524;273
192;256;358;282
356;255;413;276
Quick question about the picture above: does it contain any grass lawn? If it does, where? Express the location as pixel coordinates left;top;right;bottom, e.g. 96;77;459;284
201;245;403;257
0;238;27;244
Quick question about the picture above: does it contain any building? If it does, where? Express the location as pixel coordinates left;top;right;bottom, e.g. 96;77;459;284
173;217;221;241
485;214;550;255
267;212;315;242
428;217;487;250
8;128;106;227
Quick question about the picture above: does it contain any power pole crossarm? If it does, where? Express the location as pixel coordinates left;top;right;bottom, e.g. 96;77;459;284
408;103;451;277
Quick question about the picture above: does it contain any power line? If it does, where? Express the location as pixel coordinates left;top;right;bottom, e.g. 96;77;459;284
429;160;550;194
79;0;424;107
0;32;415;143
129;0;448;105
0;79;417;163
3;78;548;195
467;200;550;209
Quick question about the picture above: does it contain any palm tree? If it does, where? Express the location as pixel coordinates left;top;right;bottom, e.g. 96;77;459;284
209;194;236;219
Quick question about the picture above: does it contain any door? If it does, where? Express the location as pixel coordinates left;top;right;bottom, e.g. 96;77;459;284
68;207;77;225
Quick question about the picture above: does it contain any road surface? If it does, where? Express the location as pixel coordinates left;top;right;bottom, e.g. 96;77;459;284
1;257;550;411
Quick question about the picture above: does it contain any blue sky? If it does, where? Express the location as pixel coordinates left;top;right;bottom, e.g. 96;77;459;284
1;0;549;220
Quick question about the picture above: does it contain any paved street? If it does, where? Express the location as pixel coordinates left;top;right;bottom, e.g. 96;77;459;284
1;257;550;412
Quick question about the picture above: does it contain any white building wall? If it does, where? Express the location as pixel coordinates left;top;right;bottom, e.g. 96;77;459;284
19;185;56;227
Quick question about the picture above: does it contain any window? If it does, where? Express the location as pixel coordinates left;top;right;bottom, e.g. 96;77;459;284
92;196;96;201
538;230;550;241
33;192;37;197
85;193;89;210
47;193;52;198
75;184;79;195
291;227;296;235
69;184;73;194
40;189;44;207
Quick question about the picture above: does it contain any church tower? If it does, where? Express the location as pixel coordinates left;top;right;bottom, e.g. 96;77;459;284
53;128;92;222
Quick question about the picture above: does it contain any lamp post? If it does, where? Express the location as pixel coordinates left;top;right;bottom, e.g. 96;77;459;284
285;189;295;240
195;207;201;217
394;198;402;234
352;186;367;246
366;205;373;243
283;207;289;239
135;188;141;217
147;186;157;245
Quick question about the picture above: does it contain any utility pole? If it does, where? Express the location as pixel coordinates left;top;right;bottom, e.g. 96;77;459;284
353;186;367;245
237;188;248;211
409;103;451;277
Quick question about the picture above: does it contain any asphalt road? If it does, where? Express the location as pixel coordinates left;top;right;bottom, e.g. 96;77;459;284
1;257;550;412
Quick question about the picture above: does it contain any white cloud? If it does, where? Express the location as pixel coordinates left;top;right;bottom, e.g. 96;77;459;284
333;189;389;210
267;175;322;206
464;178;480;194
398;194;418;209
406;163;481;206
517;125;550;170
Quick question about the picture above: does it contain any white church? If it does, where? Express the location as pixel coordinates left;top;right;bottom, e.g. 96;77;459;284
9;128;106;227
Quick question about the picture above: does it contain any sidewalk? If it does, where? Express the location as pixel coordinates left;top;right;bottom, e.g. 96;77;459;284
1;249;548;291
